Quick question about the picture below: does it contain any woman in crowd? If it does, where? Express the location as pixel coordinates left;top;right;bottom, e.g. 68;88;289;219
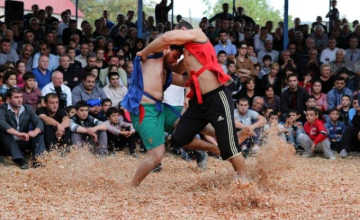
235;41;256;82
259;63;282;96
311;80;328;114
262;84;281;114
234;78;260;107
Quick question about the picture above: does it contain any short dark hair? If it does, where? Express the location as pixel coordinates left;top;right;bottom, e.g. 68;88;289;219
75;101;89;110
238;98;249;104
44;93;59;103
335;76;345;82
217;50;227;56
227;60;235;67
269;111;278;118
307;107;319;115
175;20;193;30
263;55;272;62
286;73;299;81
108;71;119;81
22;72;35;81
6;87;23;98
328;108;339;114
83;73;96;81
66;105;75;113
307;95;316;102
3;70;17;84
219;29;228;36
101;98;112;106
341;94;351;100
0;38;11;44
106;107;120;117
288;109;298;115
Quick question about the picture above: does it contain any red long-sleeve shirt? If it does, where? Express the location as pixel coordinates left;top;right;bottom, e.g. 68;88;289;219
303;119;328;145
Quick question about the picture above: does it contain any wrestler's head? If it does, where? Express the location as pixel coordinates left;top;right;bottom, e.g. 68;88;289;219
163;45;182;66
175;20;193;30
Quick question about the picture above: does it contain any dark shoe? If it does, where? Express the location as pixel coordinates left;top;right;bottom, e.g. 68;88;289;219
152;163;162;172
140;148;147;154
0;156;4;164
130;152;139;158
20;163;29;170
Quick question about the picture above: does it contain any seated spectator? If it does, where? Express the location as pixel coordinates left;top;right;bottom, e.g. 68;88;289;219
227;61;242;102
251;96;264;114
246;44;258;64
70;101;108;154
304;48;321;79
234;78;260;107
339;100;360;158
32;55;51;90
257;40;279;66
0;38;19;65
281;74;310;120
264;112;287;141
324;108;346;152
311;81;328;114
330;49;355;76
95;98;112;122
103;72;128;107
67;47;82;71
76;54;98;81
327;76;353;110
259;62;282;96
297;108;335;159
263;85;281;113
234;98;266;151
0;88;46;169
72;73;107;115
214;29;236;60
320;37;339;64
254;27;273;52
346;95;357;124
66;105;76;118
338;71;355;91
15;61;26;88
0;70;17;95
55;55;77;90
309;25;328;52
18;44;34;72
235;41;255;81
36;93;71;150
62;19;83;46
345;36;360;64
41;71;72;109
32;42;59;72
284;109;304;147
21;72;41;110
258;55;271;79
302;95;325;123
217;51;227;74
100;56;128;87
317;64;335;94
104;107;138;157
75;42;89;68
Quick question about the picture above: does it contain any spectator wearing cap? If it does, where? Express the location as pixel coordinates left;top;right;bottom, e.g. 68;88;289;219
0;38;19;65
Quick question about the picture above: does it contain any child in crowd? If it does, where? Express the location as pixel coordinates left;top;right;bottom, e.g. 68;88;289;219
0;70;17;95
95;98;112;121
217;50;227;74
297;108;335;159
227;60;242;99
264;112;288;141
339;94;351;126
302;96;325;123
324;108;346;152
66;106;76;118
259;55;271;79
70;101;108;154
104;107;138;158
37;97;46;108
15;60;26;88
285;109;304;147
22;72;42;110
264;107;275;121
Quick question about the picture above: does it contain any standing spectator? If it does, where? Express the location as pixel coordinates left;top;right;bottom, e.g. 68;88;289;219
75;42;89;68
281;74;310;119
72;73;107;115
254;27;273;52
103;10;114;29
327;76;353;110
17;30;39;55
298;108;335;159
103;72;128;107
0;39;19;64
58;11;70;37
45;6;59;26
234;6;255;28
326;0;339;32
42;71;72;109
62;20;83;46
32;42;59;71
124;11;135;29
0;87;45;169
21;72;41;110
4;30;18;51
32;55;51;90
36;93;71;150
27;18;45;42
320;37;339;64
312;16;327;33
309;25;328;52
24;4;39;26
155;0;173;24
109;14;126;40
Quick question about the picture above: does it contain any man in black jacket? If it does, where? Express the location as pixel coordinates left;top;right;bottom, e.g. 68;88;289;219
281;74;310;121
0;88;45;169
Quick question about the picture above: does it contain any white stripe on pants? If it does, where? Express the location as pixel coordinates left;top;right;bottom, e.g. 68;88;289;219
297;133;333;158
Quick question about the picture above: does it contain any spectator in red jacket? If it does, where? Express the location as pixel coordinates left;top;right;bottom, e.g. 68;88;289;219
297;108;336;159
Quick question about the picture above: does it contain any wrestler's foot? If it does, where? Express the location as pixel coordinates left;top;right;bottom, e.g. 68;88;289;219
234;176;251;188
197;152;208;170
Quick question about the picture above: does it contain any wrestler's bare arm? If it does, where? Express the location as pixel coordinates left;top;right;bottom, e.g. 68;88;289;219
170;59;187;75
171;72;189;87
138;29;206;59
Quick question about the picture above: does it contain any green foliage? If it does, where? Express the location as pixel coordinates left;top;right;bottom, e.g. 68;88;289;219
71;0;156;27
202;0;293;28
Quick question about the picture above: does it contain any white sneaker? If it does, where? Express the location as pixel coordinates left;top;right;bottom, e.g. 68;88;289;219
252;145;260;152
328;155;336;160
339;149;348;158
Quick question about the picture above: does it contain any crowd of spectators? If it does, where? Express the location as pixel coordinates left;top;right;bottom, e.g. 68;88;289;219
0;0;359;169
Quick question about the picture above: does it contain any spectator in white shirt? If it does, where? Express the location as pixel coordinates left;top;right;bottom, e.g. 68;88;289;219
320;37;339;64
